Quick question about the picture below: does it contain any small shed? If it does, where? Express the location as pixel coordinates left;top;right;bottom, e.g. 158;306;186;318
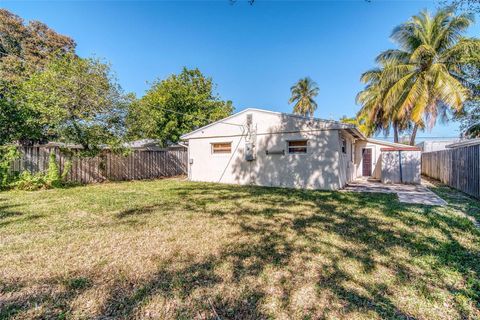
381;147;421;184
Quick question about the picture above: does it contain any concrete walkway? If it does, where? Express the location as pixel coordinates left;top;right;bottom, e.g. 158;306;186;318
343;179;447;206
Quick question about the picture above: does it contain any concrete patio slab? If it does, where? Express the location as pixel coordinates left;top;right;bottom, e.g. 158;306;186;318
343;179;447;206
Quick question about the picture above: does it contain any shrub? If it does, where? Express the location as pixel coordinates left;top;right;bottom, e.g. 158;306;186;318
61;160;72;181
15;151;73;191
0;146;20;188
46;152;61;186
14;171;47;191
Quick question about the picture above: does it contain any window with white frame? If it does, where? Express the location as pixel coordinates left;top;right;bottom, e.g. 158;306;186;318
211;142;232;154
287;140;308;154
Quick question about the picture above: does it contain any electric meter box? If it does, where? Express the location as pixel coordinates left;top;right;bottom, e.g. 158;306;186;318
245;142;256;161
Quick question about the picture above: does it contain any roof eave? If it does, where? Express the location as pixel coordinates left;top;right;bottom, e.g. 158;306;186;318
445;138;480;148
366;138;409;148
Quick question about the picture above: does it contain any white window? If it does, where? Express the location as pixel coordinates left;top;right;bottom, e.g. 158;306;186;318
287;140;307;154
212;142;231;154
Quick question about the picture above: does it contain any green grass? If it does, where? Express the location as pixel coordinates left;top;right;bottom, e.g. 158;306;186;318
0;178;479;319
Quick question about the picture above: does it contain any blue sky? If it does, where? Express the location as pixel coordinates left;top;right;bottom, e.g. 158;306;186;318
2;1;478;141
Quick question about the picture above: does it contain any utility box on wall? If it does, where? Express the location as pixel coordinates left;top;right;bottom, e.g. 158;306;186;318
381;147;421;184
245;142;256;161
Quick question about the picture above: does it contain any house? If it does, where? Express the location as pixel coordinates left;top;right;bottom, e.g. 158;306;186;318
180;108;413;190
416;139;460;152
445;138;480;149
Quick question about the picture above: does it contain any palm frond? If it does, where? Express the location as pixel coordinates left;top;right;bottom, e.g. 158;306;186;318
289;77;319;117
375;49;410;65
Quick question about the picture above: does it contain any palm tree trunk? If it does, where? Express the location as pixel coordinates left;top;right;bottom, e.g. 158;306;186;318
393;122;399;143
409;124;418;146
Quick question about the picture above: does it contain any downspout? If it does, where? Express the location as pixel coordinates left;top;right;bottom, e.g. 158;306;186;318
186;141;191;180
398;150;403;184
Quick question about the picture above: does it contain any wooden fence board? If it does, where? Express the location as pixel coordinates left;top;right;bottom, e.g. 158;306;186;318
422;145;480;199
9;147;187;184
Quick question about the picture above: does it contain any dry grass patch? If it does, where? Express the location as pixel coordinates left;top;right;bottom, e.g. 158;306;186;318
0;178;479;319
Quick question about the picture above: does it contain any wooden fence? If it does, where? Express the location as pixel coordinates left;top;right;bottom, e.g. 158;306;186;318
10;146;188;184
421;144;480;199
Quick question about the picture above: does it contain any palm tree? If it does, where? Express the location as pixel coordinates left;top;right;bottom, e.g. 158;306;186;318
289;77;319;119
356;61;414;142
378;8;478;145
340;114;375;137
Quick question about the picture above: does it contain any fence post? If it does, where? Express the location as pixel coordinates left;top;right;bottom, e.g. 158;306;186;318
9;147;188;184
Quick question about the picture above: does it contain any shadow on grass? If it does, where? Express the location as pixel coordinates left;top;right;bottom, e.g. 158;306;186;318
0;203;44;228
96;183;480;318
0;275;92;319
116;204;166;219
0;204;23;220
426;177;480;225
2;181;480;319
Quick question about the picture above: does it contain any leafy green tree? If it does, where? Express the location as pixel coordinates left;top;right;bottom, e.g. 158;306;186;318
456;62;480;137
442;0;480;13
0;9;75;85
0;9;76;145
288;77;319;119
127;67;234;145
460;100;480;137
20;54;129;154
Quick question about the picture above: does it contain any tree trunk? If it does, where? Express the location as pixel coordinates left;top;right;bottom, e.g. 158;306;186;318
393;122;399;143
409;124;418;146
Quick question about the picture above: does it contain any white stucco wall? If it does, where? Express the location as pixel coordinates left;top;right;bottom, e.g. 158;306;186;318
184;109;352;190
381;150;421;184
416;140;460;152
339;131;356;184
352;139;417;179
353;141;385;179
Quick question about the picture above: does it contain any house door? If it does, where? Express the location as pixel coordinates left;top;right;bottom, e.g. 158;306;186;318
362;148;372;176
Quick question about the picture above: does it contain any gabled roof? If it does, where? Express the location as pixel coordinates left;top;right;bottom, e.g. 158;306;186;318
180;108;366;140
240;108;354;127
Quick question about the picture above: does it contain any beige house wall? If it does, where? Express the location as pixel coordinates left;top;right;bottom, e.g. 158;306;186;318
353;139;418;180
185;109;354;190
354;141;389;179
183;109;402;189
381;150;421;184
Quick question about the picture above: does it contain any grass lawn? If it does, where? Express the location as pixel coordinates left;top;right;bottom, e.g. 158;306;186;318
1;178;479;319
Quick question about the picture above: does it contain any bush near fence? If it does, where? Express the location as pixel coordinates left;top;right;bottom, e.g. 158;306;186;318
421;144;480;199
10;146;188;184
